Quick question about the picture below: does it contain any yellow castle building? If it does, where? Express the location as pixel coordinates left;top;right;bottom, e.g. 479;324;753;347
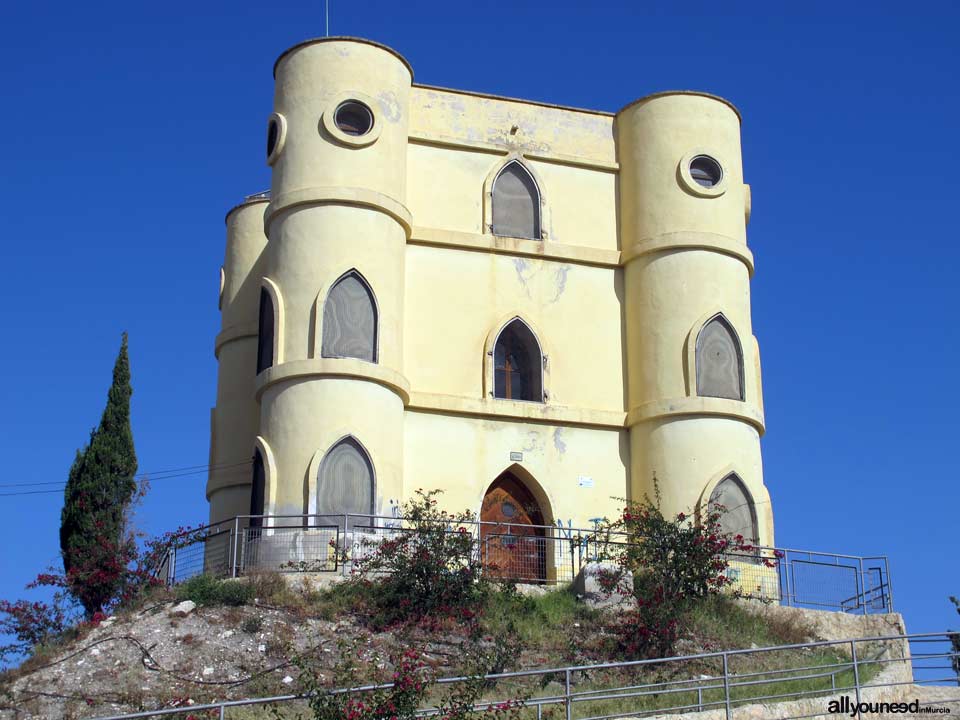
207;37;775;573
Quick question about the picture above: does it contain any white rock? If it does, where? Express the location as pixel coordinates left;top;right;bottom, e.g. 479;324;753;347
91;648;101;656
169;600;197;616
220;630;234;639
282;675;294;685
202;667;214;676
258;643;267;653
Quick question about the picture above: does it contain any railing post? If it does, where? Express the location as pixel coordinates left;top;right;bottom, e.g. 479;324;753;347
783;552;792;607
858;557;867;615
231;516;240;579
851;640;862;719
697;686;703;711
884;556;895;612
722;652;732;720
341;513;349;576
168;546;177;586
219;703;225;719
564;668;572;720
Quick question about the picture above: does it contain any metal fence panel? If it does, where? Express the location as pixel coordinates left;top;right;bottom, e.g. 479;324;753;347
151;514;891;614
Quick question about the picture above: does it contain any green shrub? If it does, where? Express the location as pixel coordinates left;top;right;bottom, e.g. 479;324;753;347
593;480;754;659
346;489;488;629
175;575;253;607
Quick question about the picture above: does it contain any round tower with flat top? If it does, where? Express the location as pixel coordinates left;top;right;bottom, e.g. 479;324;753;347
250;38;412;529
617;91;774;546
207;197;268;524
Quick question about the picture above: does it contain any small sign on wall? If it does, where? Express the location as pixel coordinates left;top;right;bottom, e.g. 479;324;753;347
510;452;523;461
578;475;594;489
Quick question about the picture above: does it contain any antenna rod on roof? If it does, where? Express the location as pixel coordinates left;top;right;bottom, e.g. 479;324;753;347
325;0;329;37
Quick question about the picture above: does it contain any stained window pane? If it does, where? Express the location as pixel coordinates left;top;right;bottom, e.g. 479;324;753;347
317;438;374;516
492;162;540;240
709;474;757;544
696;315;743;400
322;273;377;362
493;319;543;402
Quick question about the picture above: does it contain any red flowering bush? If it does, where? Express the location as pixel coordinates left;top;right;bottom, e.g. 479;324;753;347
292;633;525;720
593;483;754;658
295;642;429;720
0;598;70;663
346;489;488;629
0;523;205;663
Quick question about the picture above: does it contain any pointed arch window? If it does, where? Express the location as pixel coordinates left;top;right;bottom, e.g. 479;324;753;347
317;437;375;518
321;271;377;362
256;288;274;374
709;474;758;545
696;314;744;400
492;161;541;240
250;449;265;529
494;319;543;402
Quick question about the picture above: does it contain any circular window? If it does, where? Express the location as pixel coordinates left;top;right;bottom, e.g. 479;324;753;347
501;502;517;518
265;113;287;166
334;100;374;137
266;119;279;159
689;155;723;188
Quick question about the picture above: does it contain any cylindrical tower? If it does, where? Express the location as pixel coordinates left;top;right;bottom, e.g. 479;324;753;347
617;92;774;546
254;38;412;522
208;198;269;524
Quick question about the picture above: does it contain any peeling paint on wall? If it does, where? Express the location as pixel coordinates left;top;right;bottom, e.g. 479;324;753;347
521;429;543;454
513;257;533;298
378;91;402;123
553;427;567;455
550;265;570;303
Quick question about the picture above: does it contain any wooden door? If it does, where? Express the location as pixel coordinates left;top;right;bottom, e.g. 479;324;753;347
480;472;546;582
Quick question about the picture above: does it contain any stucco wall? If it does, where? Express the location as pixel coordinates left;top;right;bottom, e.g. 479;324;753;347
404;410;627;528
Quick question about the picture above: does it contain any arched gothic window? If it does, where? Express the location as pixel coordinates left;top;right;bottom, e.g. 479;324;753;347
256;288;274;374
709;474;758;545
250;449;265;529
321;271;377;362
317;437;374;517
696;314;744;400
492;161;541;240
494;319;543;402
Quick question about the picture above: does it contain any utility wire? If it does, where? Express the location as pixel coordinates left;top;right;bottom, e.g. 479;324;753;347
0;459;252;497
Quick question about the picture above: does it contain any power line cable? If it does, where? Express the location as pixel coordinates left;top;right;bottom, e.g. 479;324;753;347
0;459;251;488
0;460;252;497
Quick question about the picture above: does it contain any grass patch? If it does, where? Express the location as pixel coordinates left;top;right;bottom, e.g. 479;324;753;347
683;594;816;650
482;585;599;647
175;574;254;607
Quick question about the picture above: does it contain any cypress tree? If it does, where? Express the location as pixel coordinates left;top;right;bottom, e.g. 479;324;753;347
59;333;138;616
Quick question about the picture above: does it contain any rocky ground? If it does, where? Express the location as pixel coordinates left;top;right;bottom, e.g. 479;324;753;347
0;581;945;720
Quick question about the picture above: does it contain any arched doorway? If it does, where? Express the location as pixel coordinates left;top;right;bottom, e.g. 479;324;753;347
480;471;547;583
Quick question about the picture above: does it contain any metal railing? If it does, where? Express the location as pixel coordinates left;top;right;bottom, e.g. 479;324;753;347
90;632;959;720
153;513;893;614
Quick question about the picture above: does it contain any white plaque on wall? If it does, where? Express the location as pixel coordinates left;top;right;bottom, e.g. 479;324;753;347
578;475;594;488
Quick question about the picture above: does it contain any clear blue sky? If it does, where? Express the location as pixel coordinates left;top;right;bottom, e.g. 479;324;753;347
1;0;957;647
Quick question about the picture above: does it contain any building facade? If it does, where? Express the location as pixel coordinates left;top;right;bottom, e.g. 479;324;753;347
208;37;775;568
